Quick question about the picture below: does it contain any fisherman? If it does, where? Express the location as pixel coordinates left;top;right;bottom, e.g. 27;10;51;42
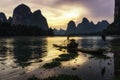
101;34;106;41
67;39;78;52
67;36;69;40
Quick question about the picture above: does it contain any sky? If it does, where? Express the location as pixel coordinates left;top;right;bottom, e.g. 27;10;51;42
0;0;114;29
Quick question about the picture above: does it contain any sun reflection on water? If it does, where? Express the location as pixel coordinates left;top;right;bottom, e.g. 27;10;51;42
61;53;89;67
0;36;114;80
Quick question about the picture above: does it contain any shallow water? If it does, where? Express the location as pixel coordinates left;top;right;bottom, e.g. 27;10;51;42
0;36;115;80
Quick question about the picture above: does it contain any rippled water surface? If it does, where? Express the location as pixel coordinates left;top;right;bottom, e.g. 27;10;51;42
0;36;115;80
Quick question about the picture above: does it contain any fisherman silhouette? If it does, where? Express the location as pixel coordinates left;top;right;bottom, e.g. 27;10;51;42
101;34;106;41
67;39;78;52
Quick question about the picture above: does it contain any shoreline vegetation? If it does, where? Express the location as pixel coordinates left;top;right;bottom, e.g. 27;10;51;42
0;22;54;36
0;21;117;37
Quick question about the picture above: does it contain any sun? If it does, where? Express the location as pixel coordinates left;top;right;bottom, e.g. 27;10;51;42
42;5;88;29
63;9;81;19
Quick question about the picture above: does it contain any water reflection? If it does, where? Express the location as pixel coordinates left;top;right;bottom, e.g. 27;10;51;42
49;37;114;80
0;37;115;80
13;37;47;67
78;37;110;49
0;37;47;69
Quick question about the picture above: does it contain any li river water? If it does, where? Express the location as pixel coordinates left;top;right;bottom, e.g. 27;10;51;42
0;36;115;80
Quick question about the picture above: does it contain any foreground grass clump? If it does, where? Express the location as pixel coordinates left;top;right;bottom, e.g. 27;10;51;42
28;75;82;80
43;53;78;69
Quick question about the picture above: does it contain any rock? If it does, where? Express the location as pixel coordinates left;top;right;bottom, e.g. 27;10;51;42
53;28;65;36
30;10;48;31
104;0;120;35
95;20;109;32
12;4;49;31
76;17;109;34
77;17;95;34
82;17;89;24
0;12;7;22
8;17;13;23
12;4;31;25
65;20;76;35
114;0;120;23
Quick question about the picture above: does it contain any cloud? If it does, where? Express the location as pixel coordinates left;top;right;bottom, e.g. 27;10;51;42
0;0;114;29
52;0;114;22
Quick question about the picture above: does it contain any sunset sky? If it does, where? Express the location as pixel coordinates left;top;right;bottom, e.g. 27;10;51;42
0;0;114;29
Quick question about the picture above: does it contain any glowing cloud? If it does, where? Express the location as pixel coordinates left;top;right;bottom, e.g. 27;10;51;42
43;5;89;29
0;0;114;29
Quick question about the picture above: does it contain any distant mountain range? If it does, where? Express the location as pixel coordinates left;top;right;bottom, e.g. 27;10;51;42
53;29;66;36
76;18;109;35
0;4;49;31
54;18;109;36
0;4;109;36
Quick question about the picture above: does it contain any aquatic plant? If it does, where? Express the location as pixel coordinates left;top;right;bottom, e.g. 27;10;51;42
43;53;78;69
28;74;82;80
43;61;61;69
28;75;40;80
44;74;81;80
72;67;77;70
53;53;78;61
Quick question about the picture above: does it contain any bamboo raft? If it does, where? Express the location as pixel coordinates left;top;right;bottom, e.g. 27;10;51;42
53;44;106;55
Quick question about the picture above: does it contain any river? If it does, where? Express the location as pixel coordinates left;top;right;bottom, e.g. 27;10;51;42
0;36;115;80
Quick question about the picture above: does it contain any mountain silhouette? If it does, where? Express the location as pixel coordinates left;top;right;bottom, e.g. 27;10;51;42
63;17;109;35
0;4;110;36
0;12;7;22
53;28;65;36
65;20;77;35
12;4;48;31
77;17;95;34
76;17;109;35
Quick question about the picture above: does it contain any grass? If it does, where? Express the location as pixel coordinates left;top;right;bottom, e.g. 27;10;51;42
43;53;78;69
27;74;82;80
